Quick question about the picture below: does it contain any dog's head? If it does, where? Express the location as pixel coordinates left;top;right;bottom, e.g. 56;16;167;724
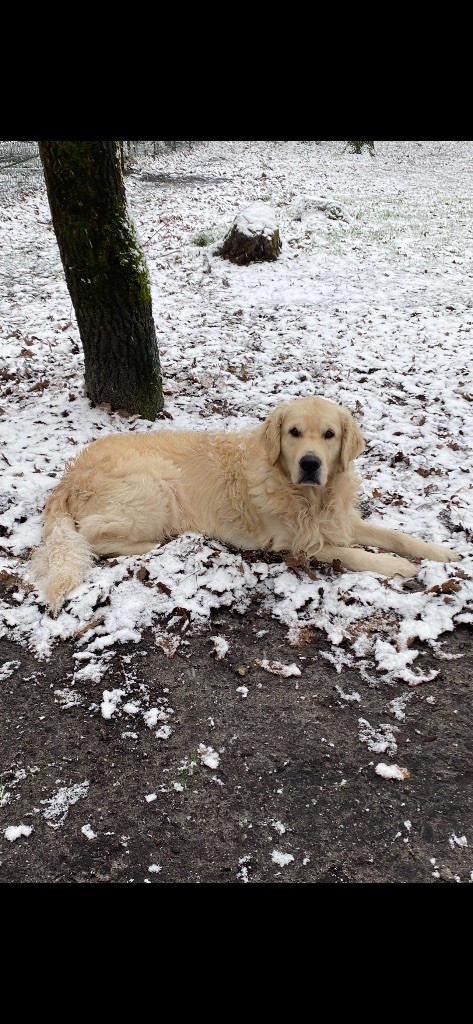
260;396;365;486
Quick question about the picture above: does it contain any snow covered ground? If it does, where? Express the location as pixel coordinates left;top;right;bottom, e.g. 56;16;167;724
1;140;472;688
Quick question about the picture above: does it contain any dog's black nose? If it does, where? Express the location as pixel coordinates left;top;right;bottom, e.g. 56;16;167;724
299;454;321;476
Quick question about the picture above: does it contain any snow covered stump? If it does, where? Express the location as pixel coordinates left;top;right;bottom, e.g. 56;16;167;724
216;200;282;265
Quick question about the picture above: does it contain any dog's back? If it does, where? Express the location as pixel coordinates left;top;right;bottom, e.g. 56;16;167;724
31;425;258;613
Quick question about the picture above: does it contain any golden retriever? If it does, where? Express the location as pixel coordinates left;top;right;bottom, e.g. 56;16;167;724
31;395;460;613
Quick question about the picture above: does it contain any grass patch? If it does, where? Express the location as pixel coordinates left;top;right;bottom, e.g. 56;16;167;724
193;230;218;247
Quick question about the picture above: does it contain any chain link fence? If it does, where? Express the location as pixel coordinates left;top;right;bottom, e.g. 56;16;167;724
0;142;197;203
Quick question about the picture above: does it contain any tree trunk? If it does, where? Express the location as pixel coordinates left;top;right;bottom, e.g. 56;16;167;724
345;141;375;156
38;141;163;420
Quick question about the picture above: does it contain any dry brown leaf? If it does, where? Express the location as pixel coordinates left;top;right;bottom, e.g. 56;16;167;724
156;581;172;596
427;579;462;594
286;625;314;647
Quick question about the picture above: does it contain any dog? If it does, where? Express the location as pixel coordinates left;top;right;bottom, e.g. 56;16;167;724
31;395;460;613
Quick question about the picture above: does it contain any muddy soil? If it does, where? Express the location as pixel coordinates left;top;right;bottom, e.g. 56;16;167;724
1;608;471;885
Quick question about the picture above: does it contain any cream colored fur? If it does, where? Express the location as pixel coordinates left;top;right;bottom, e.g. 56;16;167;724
31;395;460;613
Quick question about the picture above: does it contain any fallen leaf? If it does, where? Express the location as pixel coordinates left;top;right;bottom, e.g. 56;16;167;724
286;625;314;647
427;579;462;594
254;658;301;678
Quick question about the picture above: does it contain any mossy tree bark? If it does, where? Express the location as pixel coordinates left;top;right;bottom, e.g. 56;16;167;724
38;141;163;420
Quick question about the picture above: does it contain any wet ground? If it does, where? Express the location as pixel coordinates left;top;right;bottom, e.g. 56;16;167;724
1;604;471;886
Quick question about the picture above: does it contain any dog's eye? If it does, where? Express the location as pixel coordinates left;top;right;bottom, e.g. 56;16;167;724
323;429;335;440
289;427;302;438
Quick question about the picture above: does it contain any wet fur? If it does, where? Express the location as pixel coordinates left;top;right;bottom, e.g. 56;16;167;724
31;395;460;613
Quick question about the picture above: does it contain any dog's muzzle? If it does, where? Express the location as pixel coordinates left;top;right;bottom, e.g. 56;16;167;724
298;454;322;485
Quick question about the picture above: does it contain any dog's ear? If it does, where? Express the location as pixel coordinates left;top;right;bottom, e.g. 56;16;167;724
340;411;365;471
260;405;285;464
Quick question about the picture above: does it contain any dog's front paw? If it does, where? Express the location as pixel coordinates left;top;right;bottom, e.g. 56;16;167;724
423;543;461;564
373;554;418;579
390;556;419;579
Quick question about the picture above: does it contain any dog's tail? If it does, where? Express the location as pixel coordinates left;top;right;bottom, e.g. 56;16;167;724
30;493;96;615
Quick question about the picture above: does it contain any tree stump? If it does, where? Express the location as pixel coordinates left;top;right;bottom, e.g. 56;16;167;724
216;201;282;265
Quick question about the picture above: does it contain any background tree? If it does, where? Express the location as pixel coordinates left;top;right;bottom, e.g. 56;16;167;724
38;141;163;420
345;141;375;156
